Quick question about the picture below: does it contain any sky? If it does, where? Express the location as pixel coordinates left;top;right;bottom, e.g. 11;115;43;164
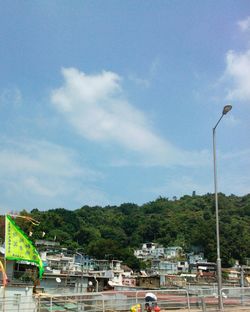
0;1;250;212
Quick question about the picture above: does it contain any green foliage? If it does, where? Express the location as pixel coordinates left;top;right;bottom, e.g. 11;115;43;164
1;193;249;270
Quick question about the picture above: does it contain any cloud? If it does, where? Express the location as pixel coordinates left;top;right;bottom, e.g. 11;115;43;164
128;74;150;87
147;148;250;199
224;49;250;101
148;173;211;199
221;148;250;165
23;176;56;197
221;170;250;196
0;88;22;108
0;138;93;179
0;137;103;209
223;114;241;127
215;149;250;196
51;67;209;167
128;58;160;88
169;176;209;195
238;16;250;32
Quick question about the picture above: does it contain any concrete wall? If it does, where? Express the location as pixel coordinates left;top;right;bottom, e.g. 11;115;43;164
0;285;36;311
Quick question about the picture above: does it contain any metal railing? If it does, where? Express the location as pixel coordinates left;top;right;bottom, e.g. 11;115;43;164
189;287;250;311
0;296;37;311
221;287;250;310
2;287;250;311
36;289;191;311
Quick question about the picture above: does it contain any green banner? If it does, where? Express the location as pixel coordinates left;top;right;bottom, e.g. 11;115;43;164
5;215;44;278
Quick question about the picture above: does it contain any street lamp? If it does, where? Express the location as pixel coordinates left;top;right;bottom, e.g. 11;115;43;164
75;251;84;292
213;104;232;311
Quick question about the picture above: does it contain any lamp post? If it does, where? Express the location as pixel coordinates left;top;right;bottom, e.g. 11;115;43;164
213;104;232;311
75;251;84;292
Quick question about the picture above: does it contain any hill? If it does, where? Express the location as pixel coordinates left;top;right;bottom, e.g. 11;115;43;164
1;193;250;270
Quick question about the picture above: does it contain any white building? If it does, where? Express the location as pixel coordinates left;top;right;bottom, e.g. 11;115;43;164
165;246;183;259
134;243;166;260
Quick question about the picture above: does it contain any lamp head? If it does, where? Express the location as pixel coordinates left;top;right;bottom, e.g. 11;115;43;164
222;105;232;115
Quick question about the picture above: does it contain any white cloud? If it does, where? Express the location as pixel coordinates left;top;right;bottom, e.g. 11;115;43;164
221;171;250;196
74;186;110;207
238;16;250;32
128;74;150;87
128;58;160;88
51;67;209;167
215;148;250;196
224;49;250;101
223;114;241;127
147;149;250;198
0;138;93;179
23;176;56;197
0;88;22;108
221;148;250;162
0;137;102;209
149;174;211;199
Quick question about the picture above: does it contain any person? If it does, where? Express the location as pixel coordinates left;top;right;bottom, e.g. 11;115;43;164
144;293;160;312
130;303;142;312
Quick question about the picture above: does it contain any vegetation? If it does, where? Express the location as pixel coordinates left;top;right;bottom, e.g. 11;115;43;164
1;193;250;270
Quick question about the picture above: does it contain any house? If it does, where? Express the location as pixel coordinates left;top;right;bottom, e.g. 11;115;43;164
45;253;74;273
74;253;95;271
188;252;206;264
151;247;165;258
134;242;157;259
136;275;160;289
177;260;189;273
152;259;178;275
134;243;183;261
165;246;183;259
222;268;241;284
190;261;217;280
35;240;60;248
93;259;122;271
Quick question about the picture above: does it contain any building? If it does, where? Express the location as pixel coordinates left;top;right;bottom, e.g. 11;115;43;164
134;243;183;261
188;252;206;264
190;261;217;280
165;246;183;259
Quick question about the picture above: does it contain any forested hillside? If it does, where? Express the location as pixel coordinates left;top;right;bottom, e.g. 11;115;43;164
2;193;250;270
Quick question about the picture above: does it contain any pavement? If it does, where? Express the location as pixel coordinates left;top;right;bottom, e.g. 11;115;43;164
160;308;250;312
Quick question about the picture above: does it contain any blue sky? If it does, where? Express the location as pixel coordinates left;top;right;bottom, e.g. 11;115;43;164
0;1;250;212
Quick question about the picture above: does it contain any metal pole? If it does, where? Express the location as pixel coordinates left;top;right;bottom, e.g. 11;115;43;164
213;116;223;311
212;105;232;310
81;257;83;293
240;266;244;287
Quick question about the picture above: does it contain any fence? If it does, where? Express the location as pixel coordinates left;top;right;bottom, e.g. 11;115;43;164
2;287;250;311
36;289;191;311
221;287;250;310
0;295;37;311
0;286;37;311
191;287;250;311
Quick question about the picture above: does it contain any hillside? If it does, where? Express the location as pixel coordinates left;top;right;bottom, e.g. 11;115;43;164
1;193;250;270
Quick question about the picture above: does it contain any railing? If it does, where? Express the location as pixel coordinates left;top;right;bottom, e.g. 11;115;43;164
0;296;37;311
37;293;104;312
36;289;191;312
2;287;250;311
190;286;250;311
221;287;250;310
